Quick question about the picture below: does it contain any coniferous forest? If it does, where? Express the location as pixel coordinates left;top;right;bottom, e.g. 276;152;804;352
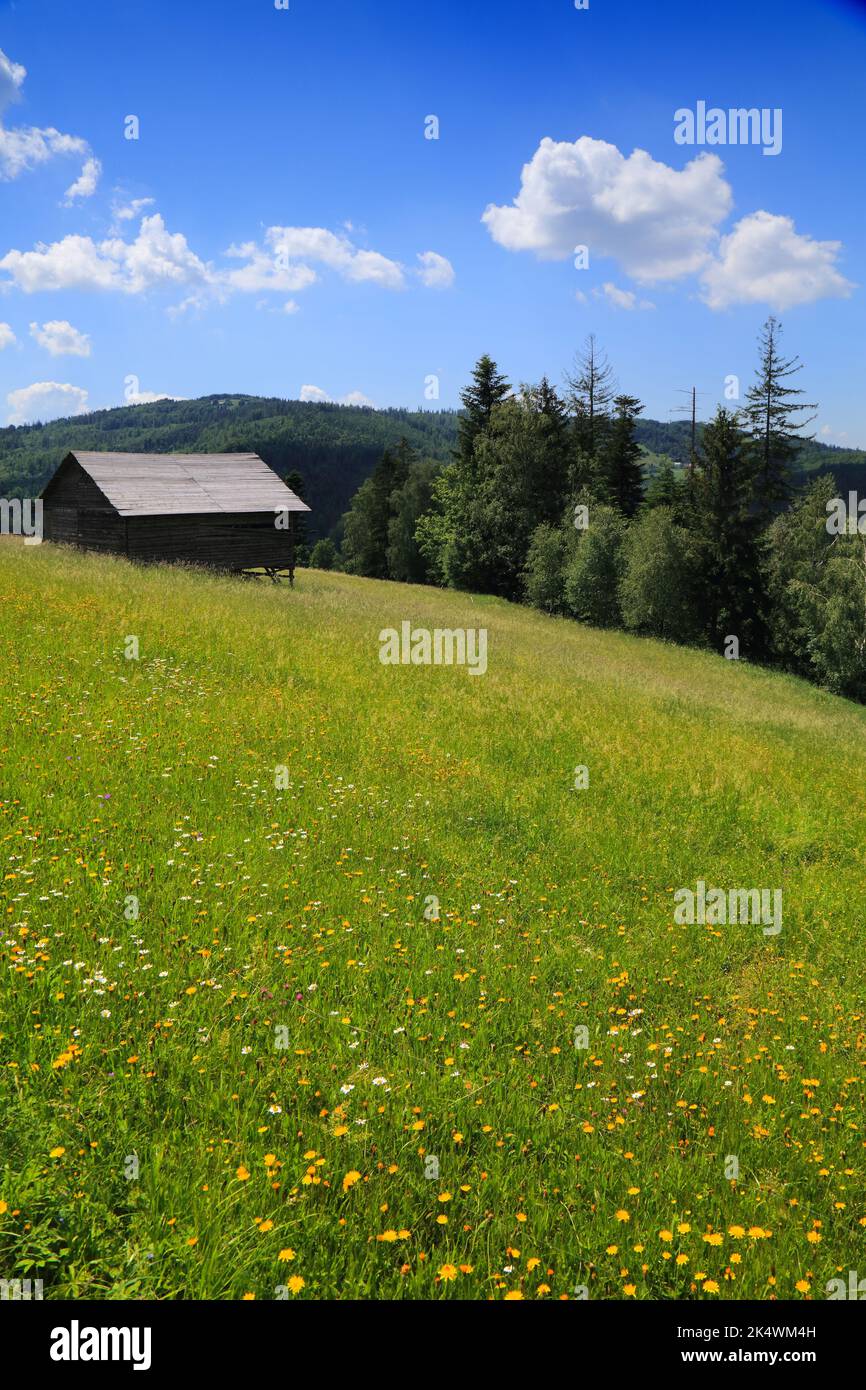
335;319;866;704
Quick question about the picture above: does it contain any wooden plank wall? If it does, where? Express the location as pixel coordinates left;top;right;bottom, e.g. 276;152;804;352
125;513;295;569
42;459;297;570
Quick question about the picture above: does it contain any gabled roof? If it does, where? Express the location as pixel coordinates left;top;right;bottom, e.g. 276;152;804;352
49;451;310;517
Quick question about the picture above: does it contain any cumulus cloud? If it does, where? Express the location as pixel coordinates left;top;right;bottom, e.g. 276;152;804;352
7;380;89;426
0;124;88;181
299;384;374;407
594;281;655;311
483;134;854;313
0;48;26;114
262;226;406;290
112;196;155;222
820;423;849;443
699;211;855;311
483;135;732;282
416;250;455;288
0;214;213;294
0;48;98;198
124;390;185;404
64;156;101;203
223;240;318;294
29;319;91;357
0;322;16;349
1;215;443;312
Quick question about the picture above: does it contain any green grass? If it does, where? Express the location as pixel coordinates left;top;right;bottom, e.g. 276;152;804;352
2;536;866;1301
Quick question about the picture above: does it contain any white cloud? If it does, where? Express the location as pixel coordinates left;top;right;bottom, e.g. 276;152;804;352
64;156;101;203
416;250;455;288
0;322;16;349
0;124;88;181
0;47;97;198
29;319;91;357
700;211;855;311
124;391;185;404
0;214;213;294
819;423;849;443
262;226;406;289
484;134;854;313
113;196;155;222
7;380;89;426
223;241;318;294
1;213;448;311
299;384;374;407
283;300;300;314
594;281;655;311
0;49;26;114
482;135;732;282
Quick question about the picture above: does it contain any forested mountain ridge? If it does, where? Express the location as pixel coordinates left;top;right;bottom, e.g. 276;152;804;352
0;394;461;539
3;392;863;539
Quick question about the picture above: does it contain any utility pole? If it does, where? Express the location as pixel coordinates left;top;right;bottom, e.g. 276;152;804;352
671;387;707;497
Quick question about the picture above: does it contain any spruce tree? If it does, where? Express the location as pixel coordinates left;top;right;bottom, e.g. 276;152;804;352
285;469;309;560
565;334;615;463
742;316;816;517
456;355;511;468
692;406;767;655
599;394;645;516
522;377;571;523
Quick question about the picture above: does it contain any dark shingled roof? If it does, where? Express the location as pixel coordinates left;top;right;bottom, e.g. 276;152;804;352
59;451;310;518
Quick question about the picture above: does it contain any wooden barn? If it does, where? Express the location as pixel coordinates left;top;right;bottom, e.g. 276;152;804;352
39;451;310;580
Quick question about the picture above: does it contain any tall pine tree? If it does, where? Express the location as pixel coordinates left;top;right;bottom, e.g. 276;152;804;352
742;316;816;518
456;355;511;468
599;394;645;516
692;406;767;656
565;334;615;492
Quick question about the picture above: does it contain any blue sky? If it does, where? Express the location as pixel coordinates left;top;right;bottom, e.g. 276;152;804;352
1;0;865;443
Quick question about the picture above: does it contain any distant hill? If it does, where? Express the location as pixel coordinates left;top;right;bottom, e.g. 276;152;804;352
635;417;866;492
2;394;863;538
0;395;461;540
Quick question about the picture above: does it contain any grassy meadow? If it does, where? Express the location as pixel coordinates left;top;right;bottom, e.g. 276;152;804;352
1;535;866;1301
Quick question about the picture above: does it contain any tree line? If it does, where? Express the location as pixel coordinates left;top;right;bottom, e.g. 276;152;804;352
328;320;866;703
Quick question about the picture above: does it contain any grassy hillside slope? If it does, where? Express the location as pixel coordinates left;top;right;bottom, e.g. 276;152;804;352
2;539;865;1300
